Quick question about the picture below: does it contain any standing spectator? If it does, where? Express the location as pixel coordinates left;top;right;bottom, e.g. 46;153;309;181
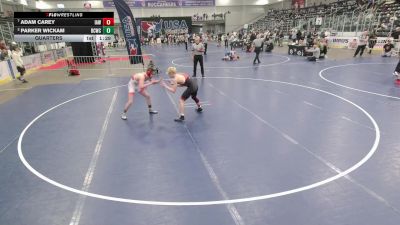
354;31;369;57
184;33;189;50
391;27;400;40
202;33;208;55
0;40;17;81
192;37;205;77
218;33;222;47
291;30;297;43
250;32;257;42
11;46;28;83
224;33;229;48
252;34;264;64
229;33;235;50
0;40;11;61
278;31;284;47
320;38;328;58
368;31;377;54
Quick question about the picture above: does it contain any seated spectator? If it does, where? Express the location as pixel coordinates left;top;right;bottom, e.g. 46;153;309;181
147;60;159;74
305;44;320;61
245;39;253;52
264;38;274;52
349;39;358;49
382;40;394;57
391;27;400;40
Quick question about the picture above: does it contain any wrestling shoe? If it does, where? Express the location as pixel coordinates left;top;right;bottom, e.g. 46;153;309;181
149;110;158;114
174;115;185;122
121;113;127;120
196;107;203;112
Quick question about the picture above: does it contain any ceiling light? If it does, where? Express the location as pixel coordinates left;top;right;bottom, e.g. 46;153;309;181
255;0;269;5
36;1;51;10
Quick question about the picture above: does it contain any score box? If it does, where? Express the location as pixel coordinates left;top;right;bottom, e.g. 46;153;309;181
103;18;114;26
103;26;114;34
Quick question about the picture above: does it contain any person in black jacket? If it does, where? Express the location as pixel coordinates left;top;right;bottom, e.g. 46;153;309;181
368;32;377;54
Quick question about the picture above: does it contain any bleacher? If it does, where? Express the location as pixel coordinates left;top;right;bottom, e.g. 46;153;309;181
249;0;400;37
0;17;13;45
375;0;400;36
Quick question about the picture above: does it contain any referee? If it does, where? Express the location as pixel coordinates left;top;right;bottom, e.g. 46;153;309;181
252;34;264;64
192;37;205;77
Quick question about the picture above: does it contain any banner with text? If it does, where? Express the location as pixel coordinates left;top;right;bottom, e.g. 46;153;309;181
328;37;358;49
113;0;143;64
137;17;192;37
104;0;215;8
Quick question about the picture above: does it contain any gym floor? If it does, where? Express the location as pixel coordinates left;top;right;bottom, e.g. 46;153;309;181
1;44;400;225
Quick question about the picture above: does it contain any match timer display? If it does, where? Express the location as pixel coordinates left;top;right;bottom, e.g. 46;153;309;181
14;12;115;42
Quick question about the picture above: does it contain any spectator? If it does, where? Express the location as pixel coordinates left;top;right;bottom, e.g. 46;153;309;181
184;33;189;51
391;27;400;40
0;40;11;61
229;33;235;50
319;38;328;58
224;33;229;48
202;33;208;55
250;32;257;42
296;30;303;41
354;31;369;57
264;38;274;52
382;39;394;57
11;46;28;83
306;44;321;61
278;31;284;47
349;38;358;49
368;31;377;54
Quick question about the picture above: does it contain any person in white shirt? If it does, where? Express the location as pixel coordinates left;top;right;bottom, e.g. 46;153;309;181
252;35;264;64
11;46;28;83
229;34;235;50
192;37;205;77
354;31;369;57
306;44;321;61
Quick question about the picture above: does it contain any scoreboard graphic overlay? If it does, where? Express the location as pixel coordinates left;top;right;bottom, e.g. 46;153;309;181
14;12;115;42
